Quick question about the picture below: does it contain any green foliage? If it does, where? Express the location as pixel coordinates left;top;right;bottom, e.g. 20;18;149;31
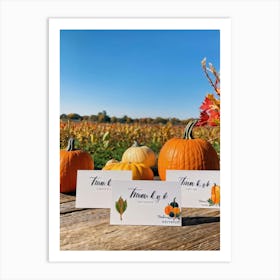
67;113;82;120
60;110;197;125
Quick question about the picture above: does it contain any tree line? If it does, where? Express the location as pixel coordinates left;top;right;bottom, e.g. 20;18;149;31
60;110;195;125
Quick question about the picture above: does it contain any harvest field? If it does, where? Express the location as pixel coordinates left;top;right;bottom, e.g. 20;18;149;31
60;120;220;171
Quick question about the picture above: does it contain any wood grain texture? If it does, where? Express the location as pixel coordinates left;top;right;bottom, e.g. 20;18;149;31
60;193;220;251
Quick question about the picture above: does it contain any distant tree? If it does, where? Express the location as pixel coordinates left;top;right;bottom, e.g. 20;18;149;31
67;113;82;121
97;112;105;123
97;110;110;123
63;110;194;125
111;116;118;123
119;115;128;123
153;117;168;124
170;117;180;125
89;115;98;122
138;118;146;124
125;116;133;123
82;115;89;120
145;118;153;124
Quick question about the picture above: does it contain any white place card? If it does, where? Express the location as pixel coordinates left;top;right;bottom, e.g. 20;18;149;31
75;170;132;208
166;170;220;208
110;180;182;226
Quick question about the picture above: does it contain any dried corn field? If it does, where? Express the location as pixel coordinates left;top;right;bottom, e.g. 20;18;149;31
60;121;220;170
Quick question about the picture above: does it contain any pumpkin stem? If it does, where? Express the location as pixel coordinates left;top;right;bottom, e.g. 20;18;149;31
183;119;198;139
66;138;76;151
132;140;140;147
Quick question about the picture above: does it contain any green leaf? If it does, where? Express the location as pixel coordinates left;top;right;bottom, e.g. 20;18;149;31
116;197;126;215
103;140;109;148
102;131;109;141
208;198;214;205
123;200;127;212
115;202;120;213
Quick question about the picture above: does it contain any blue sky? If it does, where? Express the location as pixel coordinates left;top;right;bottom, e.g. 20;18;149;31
60;30;219;119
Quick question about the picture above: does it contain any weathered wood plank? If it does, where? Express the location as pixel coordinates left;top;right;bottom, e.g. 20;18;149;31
60;193;76;203
60;204;220;250
60;222;220;250
60;200;87;214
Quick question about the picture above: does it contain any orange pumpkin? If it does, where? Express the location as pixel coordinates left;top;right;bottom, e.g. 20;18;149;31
173;207;181;215
211;184;220;204
164;205;173;215
103;161;154;180
60;138;94;193
158;120;219;180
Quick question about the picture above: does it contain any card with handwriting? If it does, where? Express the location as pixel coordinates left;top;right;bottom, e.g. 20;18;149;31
110;180;181;226
166;170;220;208
75;170;132;208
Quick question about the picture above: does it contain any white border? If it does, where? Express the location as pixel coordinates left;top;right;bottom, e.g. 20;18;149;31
49;18;231;262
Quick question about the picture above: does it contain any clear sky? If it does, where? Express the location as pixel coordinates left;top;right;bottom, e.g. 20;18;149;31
60;30;220;119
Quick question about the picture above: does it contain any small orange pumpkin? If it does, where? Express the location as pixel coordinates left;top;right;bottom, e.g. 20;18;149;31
121;141;156;167
164;204;173;215
158;120;220;180
60;138;94;193
173;207;181;215
102;161;154;180
211;184;220;204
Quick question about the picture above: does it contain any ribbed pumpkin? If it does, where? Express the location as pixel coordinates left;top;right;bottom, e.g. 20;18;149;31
105;158;119;166
158;120;220;180
121;141;156;167
211;184;220;204
103;161;154;180
60;138;94;193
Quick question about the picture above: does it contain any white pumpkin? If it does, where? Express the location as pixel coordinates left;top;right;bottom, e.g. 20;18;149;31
121;141;156;167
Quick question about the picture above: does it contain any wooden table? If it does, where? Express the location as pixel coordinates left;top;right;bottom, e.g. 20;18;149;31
60;193;220;251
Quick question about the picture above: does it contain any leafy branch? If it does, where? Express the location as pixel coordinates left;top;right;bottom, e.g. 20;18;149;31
197;58;220;127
